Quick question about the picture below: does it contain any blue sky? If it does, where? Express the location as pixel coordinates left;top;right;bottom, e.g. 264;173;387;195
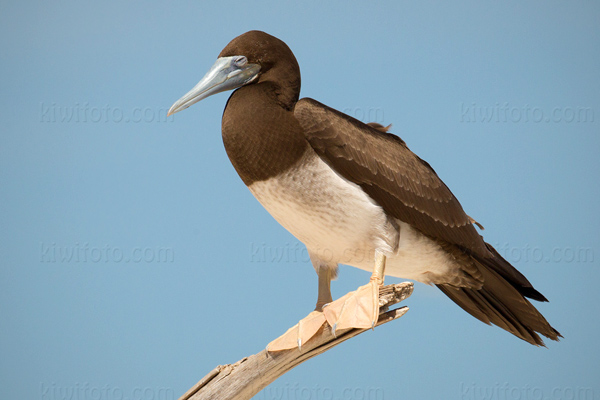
1;1;599;399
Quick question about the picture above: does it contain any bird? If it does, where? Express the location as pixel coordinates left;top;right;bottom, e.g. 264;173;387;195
168;30;561;350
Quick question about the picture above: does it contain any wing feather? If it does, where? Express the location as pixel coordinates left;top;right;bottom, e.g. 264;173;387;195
294;98;560;344
295;98;489;256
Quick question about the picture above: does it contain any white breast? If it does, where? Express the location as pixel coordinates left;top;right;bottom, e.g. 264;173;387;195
248;150;460;284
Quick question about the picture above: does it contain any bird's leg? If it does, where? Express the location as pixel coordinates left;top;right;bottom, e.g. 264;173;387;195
371;251;387;285
323;251;386;335
315;266;334;311
267;266;332;352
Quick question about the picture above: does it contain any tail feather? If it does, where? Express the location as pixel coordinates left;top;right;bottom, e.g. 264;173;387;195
480;243;548;302
437;248;562;346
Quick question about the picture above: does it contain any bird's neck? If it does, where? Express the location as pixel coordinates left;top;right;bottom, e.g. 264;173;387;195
259;68;301;110
221;83;308;186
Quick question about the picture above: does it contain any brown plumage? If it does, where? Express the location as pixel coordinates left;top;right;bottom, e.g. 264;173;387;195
294;98;560;345
169;30;561;346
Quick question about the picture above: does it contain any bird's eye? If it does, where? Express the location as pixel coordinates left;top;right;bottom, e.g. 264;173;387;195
234;56;248;67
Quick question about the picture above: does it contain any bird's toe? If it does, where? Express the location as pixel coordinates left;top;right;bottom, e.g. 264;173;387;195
323;281;380;336
267;311;327;352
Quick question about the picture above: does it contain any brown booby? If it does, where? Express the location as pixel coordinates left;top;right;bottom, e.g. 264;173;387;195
168;31;561;350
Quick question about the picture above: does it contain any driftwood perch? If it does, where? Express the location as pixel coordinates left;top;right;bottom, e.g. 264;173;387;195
178;282;414;400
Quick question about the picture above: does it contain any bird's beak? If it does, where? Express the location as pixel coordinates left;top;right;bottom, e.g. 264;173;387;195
168;56;260;116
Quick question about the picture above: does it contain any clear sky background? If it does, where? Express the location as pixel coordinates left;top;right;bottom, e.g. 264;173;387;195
1;1;599;399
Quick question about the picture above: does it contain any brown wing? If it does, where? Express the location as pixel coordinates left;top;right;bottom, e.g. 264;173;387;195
295;98;561;345
295;97;489;257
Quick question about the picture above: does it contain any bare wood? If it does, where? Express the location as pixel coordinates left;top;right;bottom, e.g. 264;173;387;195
178;282;414;400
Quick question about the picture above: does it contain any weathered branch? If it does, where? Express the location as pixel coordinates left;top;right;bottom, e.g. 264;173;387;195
178;282;414;400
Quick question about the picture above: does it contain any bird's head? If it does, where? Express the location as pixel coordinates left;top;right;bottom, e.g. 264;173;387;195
168;30;300;116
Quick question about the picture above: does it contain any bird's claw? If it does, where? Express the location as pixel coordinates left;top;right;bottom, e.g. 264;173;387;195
267;311;327;352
